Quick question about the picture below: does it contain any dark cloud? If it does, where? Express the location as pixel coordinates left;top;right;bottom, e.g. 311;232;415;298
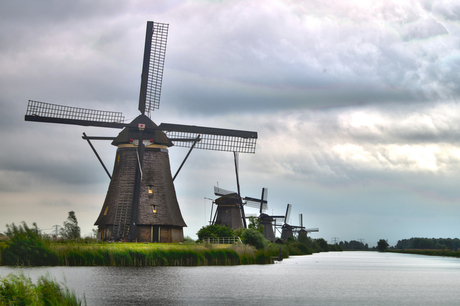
2;0;460;244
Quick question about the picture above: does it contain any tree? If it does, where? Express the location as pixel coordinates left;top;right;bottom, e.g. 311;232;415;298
240;228;267;250
377;239;389;252
315;238;329;252
196;224;234;241
247;216;263;234
2;222;56;265
59;211;81;240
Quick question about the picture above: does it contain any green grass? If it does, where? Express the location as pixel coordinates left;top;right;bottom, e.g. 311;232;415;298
0;273;85;305
1;241;272;266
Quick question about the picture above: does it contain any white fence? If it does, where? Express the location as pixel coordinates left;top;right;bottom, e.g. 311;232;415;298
202;237;242;244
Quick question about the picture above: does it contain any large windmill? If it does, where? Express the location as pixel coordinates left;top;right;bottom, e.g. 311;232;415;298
24;21;258;243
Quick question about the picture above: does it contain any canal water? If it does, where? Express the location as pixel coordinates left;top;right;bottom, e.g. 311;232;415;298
1;251;460;305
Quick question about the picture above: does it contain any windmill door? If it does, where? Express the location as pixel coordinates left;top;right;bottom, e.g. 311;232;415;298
152;226;159;243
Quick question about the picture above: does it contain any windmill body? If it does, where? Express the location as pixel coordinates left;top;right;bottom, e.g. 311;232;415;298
213;193;244;230
259;213;277;242
25;21;257;242
94;115;186;242
211;187;245;230
280;211;319;242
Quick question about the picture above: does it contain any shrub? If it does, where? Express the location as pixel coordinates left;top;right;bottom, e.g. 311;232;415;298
0;273;85;305
240;229;268;250
183;236;195;243
196;225;234;241
2;222;57;266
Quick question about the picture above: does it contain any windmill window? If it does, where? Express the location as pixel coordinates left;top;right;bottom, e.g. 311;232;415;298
104;206;109;215
152;205;157;213
148;185;154;194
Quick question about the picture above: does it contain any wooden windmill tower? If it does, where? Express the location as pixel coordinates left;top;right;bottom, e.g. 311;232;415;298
210;186;268;230
24;21;258;243
279;204;294;241
297;214;319;239
211;186;247;230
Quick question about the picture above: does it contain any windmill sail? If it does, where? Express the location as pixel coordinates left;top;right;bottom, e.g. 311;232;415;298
25;20;259;243
25;100;126;128
160;123;257;153
138;21;168;116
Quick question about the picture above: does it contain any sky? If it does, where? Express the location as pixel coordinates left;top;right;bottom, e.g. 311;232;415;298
1;0;460;247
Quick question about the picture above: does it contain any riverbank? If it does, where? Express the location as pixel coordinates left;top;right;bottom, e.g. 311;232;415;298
0;241;292;266
387;248;460;257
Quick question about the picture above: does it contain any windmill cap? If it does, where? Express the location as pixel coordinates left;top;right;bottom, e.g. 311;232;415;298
111;114;173;147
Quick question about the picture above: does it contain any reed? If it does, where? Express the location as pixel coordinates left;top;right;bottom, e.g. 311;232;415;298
1;241;274;266
0;273;85;305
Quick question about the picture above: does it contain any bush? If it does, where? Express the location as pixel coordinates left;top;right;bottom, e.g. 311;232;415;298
196;225;235;241
2;222;57;266
183;236;195;243
0;273;85;305
240;229;268;250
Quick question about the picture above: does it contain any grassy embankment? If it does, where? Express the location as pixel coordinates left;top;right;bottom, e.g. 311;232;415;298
387;248;460;257
0;223;338;267
0;240;292;266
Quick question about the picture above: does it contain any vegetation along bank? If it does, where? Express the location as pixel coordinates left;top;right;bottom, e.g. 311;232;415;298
0;222;339;267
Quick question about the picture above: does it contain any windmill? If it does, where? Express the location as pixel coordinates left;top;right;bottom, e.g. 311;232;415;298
210;187;268;230
297;213;319;240
279;204;294;241
244;188;280;242
210;186;245;230
24;21;258;243
280;210;319;241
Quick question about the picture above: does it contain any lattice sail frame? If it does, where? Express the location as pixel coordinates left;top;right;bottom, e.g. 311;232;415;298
165;130;257;153
143;22;169;116
26;100;125;123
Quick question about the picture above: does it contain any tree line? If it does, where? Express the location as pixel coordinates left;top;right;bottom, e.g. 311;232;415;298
395;237;460;250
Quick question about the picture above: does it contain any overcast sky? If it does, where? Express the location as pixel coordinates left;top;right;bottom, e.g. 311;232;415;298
1;0;460;246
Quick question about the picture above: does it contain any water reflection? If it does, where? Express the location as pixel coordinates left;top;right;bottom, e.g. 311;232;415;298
1;252;460;305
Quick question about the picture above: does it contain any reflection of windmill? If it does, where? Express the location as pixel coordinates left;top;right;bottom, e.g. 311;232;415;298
24;21;257;243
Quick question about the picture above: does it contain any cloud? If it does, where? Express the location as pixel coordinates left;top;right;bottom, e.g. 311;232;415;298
2;0;460;244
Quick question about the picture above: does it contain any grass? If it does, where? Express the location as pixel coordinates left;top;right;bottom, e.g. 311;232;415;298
0;241;272;266
0;273;85;305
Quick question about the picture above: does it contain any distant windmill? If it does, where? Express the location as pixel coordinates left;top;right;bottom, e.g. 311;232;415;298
210;186;268;230
297;214;319;239
210;186;245;230
279;204;294;241
244;188;282;242
25;21;258;242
